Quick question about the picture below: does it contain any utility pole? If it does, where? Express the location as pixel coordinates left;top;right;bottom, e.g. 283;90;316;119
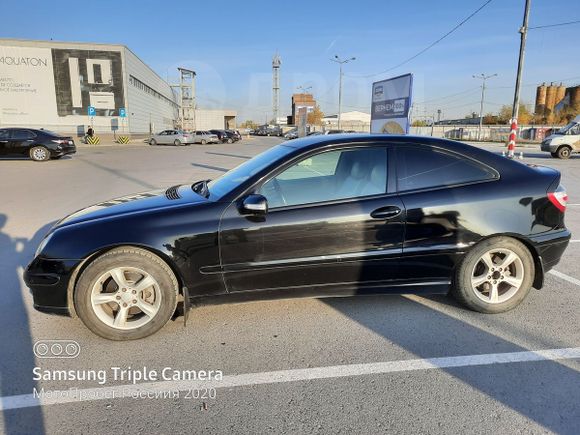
508;0;531;158
437;109;442;123
473;73;497;141
272;53;281;125
331;55;355;130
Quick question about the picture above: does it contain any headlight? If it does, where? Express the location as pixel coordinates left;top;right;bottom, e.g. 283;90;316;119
35;233;53;257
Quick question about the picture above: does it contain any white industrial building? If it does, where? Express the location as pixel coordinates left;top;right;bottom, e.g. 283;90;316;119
322;110;371;132
0;38;236;137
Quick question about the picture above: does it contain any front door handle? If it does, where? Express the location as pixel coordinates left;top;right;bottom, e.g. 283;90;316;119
371;206;401;219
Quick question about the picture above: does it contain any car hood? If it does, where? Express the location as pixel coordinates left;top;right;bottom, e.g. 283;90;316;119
55;184;208;228
544;134;563;141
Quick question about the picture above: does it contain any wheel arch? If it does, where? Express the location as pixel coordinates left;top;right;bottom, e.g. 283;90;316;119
66;243;185;318
463;233;544;290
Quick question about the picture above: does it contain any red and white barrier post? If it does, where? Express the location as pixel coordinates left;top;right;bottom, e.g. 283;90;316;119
507;118;517;159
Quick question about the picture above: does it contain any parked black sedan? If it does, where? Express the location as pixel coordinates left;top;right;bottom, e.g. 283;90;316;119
0;128;76;161
25;135;570;340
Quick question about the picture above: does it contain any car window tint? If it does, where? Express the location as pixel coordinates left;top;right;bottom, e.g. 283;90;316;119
397;146;494;192
260;147;387;208
0;130;10;139
11;130;35;140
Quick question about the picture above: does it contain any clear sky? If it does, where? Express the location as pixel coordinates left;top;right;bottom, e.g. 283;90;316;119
2;0;579;121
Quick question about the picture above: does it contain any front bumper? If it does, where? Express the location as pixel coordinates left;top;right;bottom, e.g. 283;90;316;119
24;257;81;316
540;141;557;152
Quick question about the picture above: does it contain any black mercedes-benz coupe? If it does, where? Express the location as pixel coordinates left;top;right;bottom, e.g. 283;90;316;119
0;128;76;161
25;135;570;340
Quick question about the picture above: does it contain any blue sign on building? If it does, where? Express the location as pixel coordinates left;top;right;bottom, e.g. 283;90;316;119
119;108;127;118
87;106;96;116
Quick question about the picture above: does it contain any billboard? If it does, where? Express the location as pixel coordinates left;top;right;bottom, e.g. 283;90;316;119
370;73;413;134
0;45;125;127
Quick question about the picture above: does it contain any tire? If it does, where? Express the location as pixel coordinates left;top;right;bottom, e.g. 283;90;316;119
29;146;50;162
227;138;233;144
74;247;179;340
201;139;206;145
556;146;572;159
149;138;157;146
174;139;182;146
452;236;534;314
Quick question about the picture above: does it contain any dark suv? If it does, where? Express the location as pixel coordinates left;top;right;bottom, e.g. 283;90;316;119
0;128;76;161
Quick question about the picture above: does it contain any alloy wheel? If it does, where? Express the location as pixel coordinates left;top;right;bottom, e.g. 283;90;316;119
471;248;524;304
90;266;162;330
32;147;47;160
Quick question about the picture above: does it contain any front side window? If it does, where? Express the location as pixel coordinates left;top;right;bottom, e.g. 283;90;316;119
0;130;10;140
396;146;495;192
259;147;387;208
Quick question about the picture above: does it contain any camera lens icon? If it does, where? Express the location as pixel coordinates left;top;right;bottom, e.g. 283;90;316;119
34;340;80;358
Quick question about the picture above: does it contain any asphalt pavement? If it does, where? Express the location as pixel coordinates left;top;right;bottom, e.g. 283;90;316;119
0;137;578;434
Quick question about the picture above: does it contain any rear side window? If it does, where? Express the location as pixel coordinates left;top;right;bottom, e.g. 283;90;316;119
11;130;36;140
396;146;495;192
0;130;10;139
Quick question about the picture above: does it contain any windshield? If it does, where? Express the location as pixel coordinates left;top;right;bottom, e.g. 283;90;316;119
557;122;576;134
207;144;296;199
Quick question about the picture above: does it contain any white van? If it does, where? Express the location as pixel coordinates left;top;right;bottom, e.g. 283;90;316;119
541;115;580;159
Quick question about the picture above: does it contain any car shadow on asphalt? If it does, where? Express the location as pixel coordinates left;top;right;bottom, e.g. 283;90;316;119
0;216;55;434
323;294;579;433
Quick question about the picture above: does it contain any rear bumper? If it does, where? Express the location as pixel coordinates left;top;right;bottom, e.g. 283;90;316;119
51;145;77;157
529;229;571;271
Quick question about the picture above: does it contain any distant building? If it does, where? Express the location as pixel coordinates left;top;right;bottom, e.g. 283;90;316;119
322;110;371;132
0;38;236;136
291;93;316;125
535;82;580;116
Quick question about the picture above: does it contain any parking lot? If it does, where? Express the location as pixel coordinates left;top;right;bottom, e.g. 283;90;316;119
1;136;579;434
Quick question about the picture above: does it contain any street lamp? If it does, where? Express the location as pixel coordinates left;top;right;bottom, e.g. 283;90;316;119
331;55;356;130
473;73;497;141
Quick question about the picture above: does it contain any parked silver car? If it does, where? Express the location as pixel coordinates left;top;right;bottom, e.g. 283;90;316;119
193;130;219;144
149;130;194;146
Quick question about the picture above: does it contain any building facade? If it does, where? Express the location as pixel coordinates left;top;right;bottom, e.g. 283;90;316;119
0;38;237;136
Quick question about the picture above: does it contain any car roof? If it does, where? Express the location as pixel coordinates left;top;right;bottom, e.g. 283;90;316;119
283;133;520;173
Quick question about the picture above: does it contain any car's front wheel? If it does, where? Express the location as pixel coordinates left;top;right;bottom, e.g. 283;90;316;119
556;145;572;159
453;237;534;313
30;146;50;161
174;139;182;146
227;138;233;144
200;139;206;145
74;247;179;340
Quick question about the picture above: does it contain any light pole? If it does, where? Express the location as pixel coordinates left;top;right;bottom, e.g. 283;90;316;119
507;0;531;158
473;73;497;141
331;55;355;130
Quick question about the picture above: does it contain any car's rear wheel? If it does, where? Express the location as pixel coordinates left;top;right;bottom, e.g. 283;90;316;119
174;139;182;146
29;146;50;162
149;138;157;146
453;237;534;313
556;145;572;159
227;138;233;144
74;247;179;340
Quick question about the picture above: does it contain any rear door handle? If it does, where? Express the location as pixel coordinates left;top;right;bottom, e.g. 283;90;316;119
371;206;402;219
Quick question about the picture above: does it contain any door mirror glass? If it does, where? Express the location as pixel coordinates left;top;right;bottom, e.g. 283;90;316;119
240;194;268;215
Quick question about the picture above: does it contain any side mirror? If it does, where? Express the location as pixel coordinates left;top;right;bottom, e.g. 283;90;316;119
240;194;268;215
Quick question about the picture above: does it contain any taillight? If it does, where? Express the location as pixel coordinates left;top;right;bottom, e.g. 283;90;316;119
548;186;568;212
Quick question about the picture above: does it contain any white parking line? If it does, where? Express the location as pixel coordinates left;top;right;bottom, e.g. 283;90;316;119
548;269;580;287
569;240;580;243
1;347;579;411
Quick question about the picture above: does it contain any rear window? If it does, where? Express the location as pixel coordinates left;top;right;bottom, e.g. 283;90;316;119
397;146;496;192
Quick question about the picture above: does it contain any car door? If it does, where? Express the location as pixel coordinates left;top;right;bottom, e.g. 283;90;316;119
8;129;36;155
219;145;406;294
0;129;10;155
394;143;499;281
